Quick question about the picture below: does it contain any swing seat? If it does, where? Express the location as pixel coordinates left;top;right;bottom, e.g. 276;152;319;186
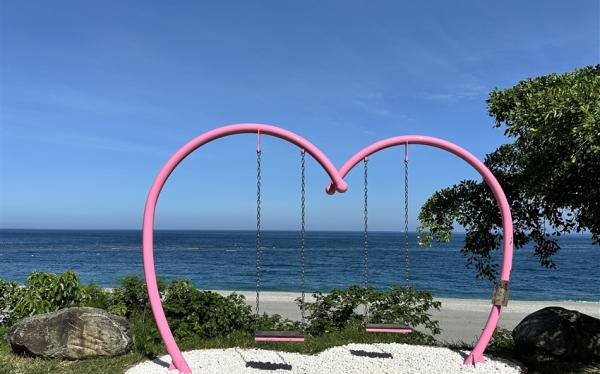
255;330;305;342
364;323;412;334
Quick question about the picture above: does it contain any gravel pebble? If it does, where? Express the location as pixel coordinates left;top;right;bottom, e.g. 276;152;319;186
126;343;522;374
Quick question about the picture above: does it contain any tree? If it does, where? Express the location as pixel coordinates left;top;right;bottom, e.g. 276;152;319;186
417;65;600;280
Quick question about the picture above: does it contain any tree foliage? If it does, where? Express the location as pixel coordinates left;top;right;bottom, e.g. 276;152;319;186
418;65;600;280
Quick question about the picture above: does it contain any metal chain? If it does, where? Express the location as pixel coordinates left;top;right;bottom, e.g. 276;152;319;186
363;157;369;322
300;149;306;331
255;148;262;330
404;158;410;284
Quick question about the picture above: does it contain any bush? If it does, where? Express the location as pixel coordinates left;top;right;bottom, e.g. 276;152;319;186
128;310;163;357
0;272;160;326
1;272;444;360
487;327;515;354
302;285;441;337
162;280;254;340
81;283;112;310
128;279;301;357
256;313;301;332
0;280;19;325
106;274;166;317
0;271;89;326
367;285;441;335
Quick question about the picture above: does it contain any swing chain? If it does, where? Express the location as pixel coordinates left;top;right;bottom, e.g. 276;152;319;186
255;147;262;329
363;157;369;322
300;149;306;331
404;157;410;284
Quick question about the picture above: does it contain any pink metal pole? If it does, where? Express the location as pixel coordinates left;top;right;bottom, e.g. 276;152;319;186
329;135;513;365
142;124;347;373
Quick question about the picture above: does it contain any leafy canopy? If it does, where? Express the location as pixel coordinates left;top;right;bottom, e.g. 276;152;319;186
418;65;600;280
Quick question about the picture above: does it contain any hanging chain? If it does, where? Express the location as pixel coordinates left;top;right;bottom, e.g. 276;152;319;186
363;157;369;322
300;149;306;331
404;157;410;284
255;146;262;330
542;213;546;238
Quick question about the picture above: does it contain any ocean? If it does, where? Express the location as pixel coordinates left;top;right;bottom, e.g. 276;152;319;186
0;229;598;301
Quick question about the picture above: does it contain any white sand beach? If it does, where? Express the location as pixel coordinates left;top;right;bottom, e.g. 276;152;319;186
213;290;599;343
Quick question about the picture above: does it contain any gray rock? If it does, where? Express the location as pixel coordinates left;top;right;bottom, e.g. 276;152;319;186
8;307;133;360
512;306;600;362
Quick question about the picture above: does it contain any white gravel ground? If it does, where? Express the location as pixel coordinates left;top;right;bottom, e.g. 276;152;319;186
126;343;523;374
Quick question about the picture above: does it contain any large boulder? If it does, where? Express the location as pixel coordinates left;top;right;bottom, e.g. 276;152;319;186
8;307;133;360
512;306;600;362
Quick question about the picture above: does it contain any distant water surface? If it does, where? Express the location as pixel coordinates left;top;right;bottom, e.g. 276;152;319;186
0;230;598;301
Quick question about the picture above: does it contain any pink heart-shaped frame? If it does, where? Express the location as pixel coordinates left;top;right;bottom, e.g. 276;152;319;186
142;124;514;373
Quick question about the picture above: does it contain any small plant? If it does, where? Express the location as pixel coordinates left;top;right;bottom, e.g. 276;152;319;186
0;280;19;325
106;274;166;317
487;327;515;354
368;285;441;335
162;280;255;340
81;283;112;310
129;310;164;358
301;285;365;335
301;285;441;337
0;271;89;326
256;313;301;332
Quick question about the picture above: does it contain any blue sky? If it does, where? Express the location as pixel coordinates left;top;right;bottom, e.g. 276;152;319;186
0;1;598;230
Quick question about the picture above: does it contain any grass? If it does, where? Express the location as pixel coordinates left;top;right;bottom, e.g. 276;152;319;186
2;325;598;374
0;326;144;374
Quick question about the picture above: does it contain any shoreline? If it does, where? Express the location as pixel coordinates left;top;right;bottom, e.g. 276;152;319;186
98;287;600;304
208;289;600;303
210;290;599;343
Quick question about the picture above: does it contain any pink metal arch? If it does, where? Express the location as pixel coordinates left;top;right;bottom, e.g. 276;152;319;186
328;135;514;365
142;124;347;373
143;126;513;372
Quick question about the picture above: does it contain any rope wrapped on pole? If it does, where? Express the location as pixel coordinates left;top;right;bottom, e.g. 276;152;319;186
492;280;509;306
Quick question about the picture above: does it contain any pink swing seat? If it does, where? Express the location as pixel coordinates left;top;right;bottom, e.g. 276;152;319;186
364;323;413;334
255;330;305;342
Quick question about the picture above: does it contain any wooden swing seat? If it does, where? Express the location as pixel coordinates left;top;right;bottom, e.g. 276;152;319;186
364;323;413;334
255;330;305;342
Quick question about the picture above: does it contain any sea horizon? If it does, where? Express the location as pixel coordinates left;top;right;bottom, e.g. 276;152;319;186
1;229;598;302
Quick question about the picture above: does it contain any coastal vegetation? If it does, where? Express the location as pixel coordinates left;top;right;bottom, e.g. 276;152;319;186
0;271;440;373
418;65;600;280
1;271;597;373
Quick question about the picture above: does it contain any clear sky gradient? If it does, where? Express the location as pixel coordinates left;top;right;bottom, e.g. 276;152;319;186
1;1;598;230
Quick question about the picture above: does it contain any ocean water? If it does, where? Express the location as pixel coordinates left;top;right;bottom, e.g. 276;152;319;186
0;229;598;301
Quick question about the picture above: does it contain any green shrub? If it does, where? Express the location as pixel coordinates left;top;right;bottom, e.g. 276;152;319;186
81;283;112;310
256;313;301;332
0;280;19;325
302;285;441;337
162;280;254;340
302;285;365;335
2;272;444;360
367;285;441;335
487;327;515;354
0;271;89;325
106;274;163;317
129;310;163;357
